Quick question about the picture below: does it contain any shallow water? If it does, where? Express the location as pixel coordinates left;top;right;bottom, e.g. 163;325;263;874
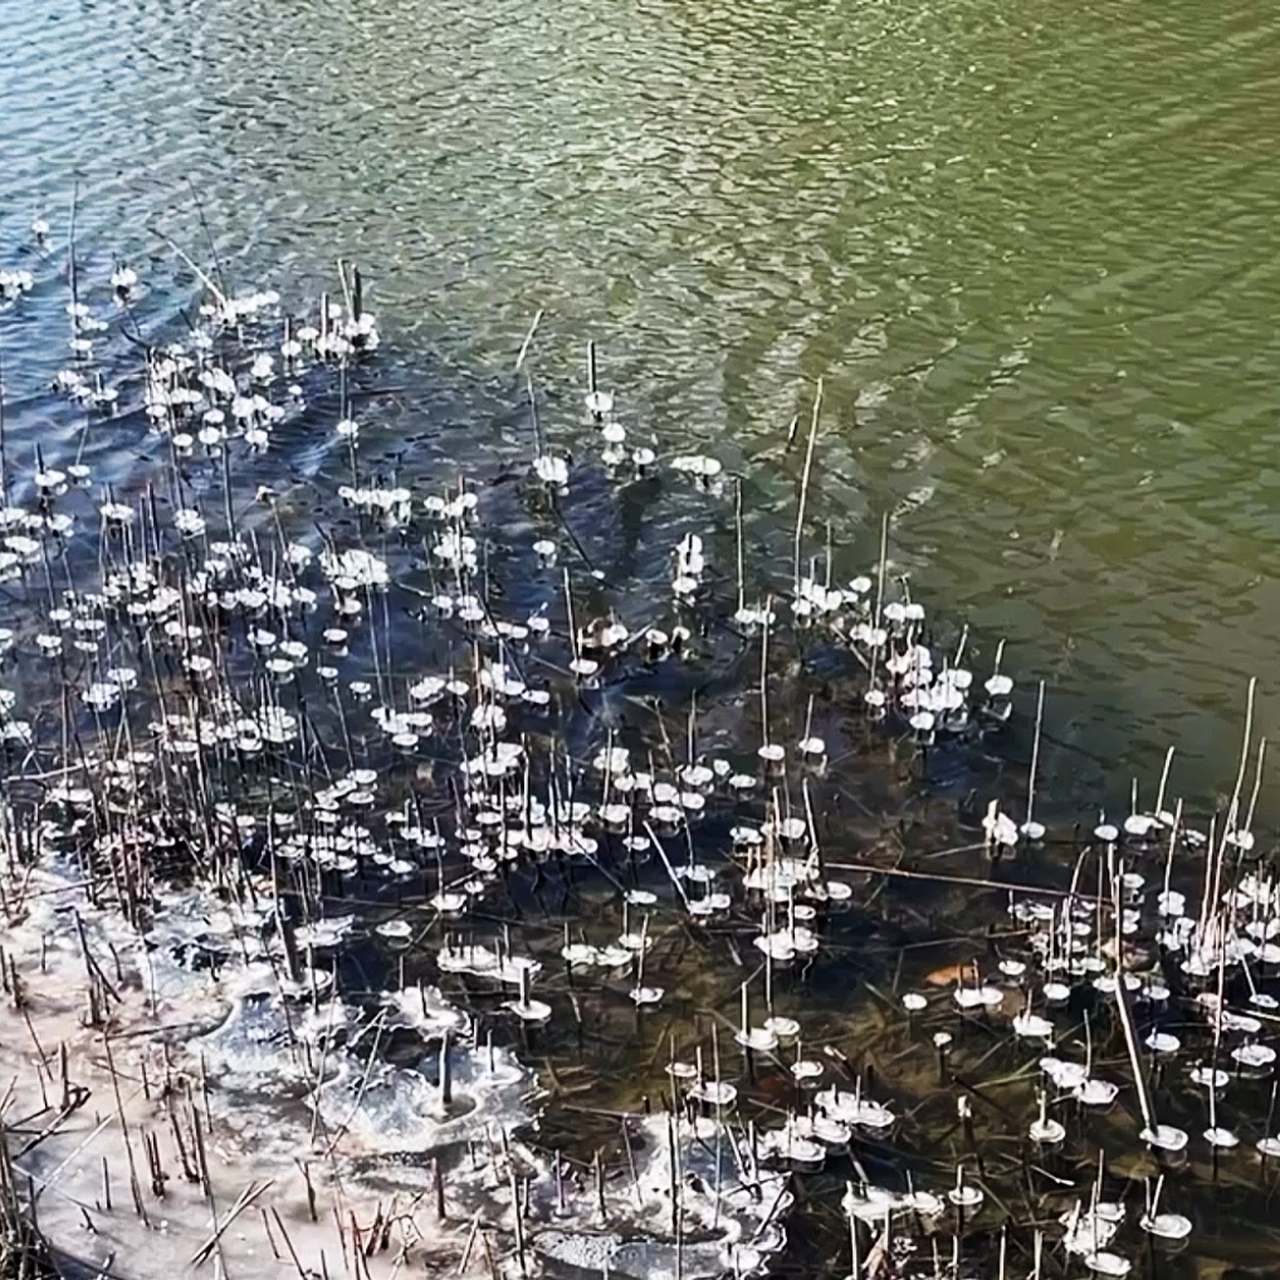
0;256;1279;1280
4;1;1280;1275
4;0;1280;811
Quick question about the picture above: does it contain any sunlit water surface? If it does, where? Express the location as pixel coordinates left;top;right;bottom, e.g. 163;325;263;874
5;0;1280;807
5;4;1280;1268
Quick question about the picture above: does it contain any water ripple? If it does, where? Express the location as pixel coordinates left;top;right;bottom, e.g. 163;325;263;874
3;0;1280;807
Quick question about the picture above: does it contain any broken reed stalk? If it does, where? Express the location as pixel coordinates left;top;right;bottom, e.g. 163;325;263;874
1153;745;1176;819
1108;856;1159;1140
759;597;774;750
192;1180;273;1266
1224;677;1258;836
153;230;229;311
0;1124;55;1280
514;310;543;374
822;858;1106;902
867;511;890;693
792;379;823;594
1243;737;1267;836
735;477;746;617
1026;680;1045;827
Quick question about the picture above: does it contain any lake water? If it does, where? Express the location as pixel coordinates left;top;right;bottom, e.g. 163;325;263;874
4;0;1280;810
7;5;1280;1276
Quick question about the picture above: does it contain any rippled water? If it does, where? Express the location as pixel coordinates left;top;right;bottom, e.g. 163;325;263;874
4;0;1280;809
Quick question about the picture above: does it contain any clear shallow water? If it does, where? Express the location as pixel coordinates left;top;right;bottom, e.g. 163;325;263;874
4;0;1280;810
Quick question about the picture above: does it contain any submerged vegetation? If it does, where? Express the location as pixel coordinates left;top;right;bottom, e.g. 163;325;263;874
1;207;1279;1280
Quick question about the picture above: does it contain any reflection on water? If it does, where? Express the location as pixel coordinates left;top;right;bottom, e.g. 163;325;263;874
1;221;1279;1280
4;0;1280;804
